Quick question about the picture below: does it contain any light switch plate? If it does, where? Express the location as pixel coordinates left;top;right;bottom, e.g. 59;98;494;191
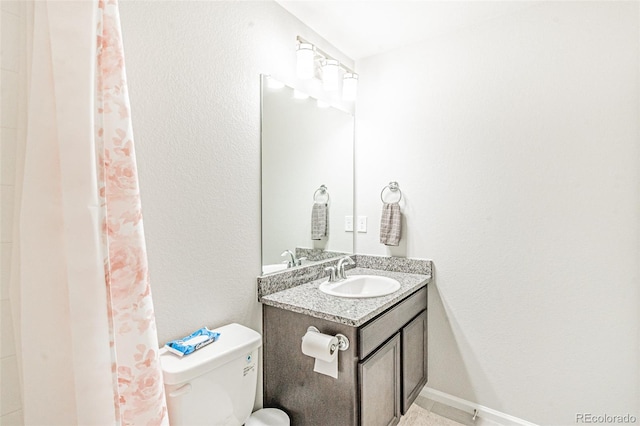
357;216;367;233
345;216;354;232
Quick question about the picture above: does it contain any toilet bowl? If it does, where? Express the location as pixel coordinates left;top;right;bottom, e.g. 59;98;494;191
160;323;289;426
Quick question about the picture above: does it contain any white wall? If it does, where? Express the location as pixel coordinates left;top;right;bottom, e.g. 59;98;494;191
0;1;23;424
118;1;352;343
119;1;356;409
355;2;639;424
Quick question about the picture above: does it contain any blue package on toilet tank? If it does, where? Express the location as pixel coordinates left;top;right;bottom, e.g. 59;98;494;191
165;327;221;357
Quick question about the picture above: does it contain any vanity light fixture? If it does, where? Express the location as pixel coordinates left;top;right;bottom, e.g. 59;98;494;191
296;36;359;102
322;59;340;92
342;73;358;101
296;42;315;80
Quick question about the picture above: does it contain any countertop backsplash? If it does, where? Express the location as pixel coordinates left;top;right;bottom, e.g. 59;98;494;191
352;254;432;275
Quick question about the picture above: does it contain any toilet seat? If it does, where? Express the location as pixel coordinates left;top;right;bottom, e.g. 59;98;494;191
245;408;290;426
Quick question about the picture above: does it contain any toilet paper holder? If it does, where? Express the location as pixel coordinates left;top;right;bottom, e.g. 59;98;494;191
305;326;350;354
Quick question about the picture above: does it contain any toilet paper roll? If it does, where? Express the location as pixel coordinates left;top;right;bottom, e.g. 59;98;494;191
313;357;338;379
301;331;338;362
301;331;339;378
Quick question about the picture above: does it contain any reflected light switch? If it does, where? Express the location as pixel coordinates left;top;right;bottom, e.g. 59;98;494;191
345;216;354;232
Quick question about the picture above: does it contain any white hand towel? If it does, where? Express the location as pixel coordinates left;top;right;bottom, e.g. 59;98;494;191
380;202;401;246
311;203;328;240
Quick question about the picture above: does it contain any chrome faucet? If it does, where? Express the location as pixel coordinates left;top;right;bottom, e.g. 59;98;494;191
336;256;355;280
281;250;306;268
324;266;338;282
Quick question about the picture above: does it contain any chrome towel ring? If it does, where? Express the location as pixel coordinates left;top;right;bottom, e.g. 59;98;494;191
380;181;402;203
314;185;330;203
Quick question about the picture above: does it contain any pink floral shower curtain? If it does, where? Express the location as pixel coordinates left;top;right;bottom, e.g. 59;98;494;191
97;0;168;424
12;0;168;424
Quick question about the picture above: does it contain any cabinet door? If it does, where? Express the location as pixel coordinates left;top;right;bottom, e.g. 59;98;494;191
359;333;401;426
401;310;428;414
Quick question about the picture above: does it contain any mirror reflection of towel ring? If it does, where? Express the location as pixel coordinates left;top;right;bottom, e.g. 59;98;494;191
314;185;330;203
380;181;402;203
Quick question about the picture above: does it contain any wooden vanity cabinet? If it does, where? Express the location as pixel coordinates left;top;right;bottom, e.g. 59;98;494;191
359;333;402;426
358;309;428;426
401;311;428;413
263;286;427;426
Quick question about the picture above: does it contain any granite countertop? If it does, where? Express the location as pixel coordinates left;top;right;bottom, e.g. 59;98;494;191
259;267;431;327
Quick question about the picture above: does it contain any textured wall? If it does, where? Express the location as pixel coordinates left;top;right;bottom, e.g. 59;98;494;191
119;1;354;409
354;2;639;424
119;0;351;344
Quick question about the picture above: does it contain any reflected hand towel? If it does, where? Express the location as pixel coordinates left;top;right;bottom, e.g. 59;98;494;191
380;202;401;246
311;203;328;240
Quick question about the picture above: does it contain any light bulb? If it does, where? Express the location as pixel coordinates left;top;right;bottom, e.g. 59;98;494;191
342;73;358;101
296;43;315;80
322;59;340;92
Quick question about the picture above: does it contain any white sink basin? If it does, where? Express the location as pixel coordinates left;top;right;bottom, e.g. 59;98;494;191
319;275;401;298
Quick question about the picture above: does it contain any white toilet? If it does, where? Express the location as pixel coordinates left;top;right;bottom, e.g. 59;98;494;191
160;323;290;426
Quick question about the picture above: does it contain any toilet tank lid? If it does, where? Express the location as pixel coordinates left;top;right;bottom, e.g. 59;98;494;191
160;323;262;385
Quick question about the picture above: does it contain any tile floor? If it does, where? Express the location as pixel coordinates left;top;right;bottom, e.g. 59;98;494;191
398;396;478;426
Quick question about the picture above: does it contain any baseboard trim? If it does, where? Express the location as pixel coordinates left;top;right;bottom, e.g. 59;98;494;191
420;387;538;426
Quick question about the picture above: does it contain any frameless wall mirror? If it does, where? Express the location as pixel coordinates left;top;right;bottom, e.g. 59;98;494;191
260;75;354;275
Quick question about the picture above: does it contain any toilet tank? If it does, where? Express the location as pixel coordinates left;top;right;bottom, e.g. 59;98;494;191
160;323;262;426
